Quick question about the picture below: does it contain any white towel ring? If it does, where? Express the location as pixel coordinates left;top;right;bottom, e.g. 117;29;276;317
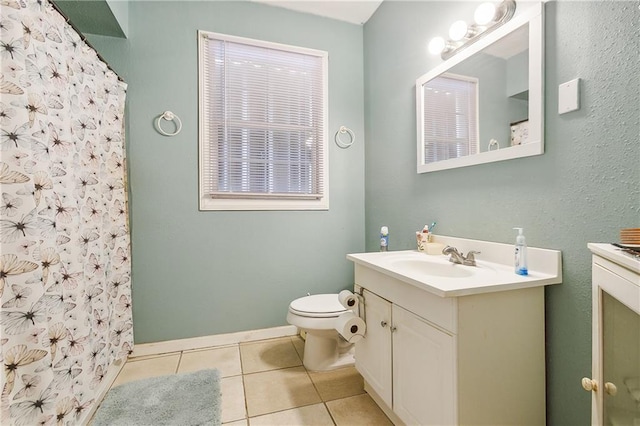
156;111;182;136
335;126;355;148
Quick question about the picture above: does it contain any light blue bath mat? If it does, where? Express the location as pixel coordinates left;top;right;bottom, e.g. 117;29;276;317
93;369;221;426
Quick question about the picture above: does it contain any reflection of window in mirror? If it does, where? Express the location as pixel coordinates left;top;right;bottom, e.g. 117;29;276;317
422;73;478;164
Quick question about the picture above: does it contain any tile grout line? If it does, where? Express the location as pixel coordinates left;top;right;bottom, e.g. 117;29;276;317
324;401;339;426
238;343;251;424
174;351;183;374
299;339;338;426
241;364;307;377
306;370;338;425
246;402;336;424
243;339;325;423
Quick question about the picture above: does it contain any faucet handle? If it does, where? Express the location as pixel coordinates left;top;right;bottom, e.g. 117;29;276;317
467;250;482;259
465;250;481;261
442;245;458;255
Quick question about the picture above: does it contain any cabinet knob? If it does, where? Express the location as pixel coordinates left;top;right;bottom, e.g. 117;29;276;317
380;321;388;328
390;326;397;333
604;382;617;396
581;377;598;392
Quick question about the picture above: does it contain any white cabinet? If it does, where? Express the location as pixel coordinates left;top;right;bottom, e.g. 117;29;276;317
392;304;455;426
355;290;455;424
355;289;392;407
585;244;640;426
353;264;547;426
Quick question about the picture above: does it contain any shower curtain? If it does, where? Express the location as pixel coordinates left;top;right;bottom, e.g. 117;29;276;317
0;1;133;424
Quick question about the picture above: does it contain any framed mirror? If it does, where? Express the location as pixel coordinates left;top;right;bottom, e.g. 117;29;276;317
416;3;543;173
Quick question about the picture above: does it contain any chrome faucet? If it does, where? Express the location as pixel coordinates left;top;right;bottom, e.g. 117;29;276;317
442;245;481;266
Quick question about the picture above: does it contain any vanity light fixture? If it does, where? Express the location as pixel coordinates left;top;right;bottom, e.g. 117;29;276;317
448;20;470;41
428;0;517;60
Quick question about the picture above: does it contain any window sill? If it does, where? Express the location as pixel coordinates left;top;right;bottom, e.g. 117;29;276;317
199;197;329;211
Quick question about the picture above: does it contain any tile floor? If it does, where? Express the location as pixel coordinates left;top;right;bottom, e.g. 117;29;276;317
107;335;393;425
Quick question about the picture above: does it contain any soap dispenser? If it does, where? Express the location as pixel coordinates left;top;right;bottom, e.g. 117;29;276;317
380;226;389;252
513;227;528;276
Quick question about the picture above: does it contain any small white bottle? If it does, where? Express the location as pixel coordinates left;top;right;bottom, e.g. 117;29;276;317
513;227;528;276
380;226;389;252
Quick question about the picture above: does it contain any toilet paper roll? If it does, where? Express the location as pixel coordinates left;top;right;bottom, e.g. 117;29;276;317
334;311;366;343
338;290;359;310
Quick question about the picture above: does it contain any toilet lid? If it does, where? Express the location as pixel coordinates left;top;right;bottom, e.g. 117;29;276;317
289;294;348;318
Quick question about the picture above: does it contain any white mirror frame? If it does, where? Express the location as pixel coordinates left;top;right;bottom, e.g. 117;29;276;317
416;2;544;173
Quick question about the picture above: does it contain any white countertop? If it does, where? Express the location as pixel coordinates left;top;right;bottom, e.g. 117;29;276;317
588;243;640;274
347;237;562;298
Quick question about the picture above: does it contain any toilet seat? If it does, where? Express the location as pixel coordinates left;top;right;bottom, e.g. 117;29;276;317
289;294;348;318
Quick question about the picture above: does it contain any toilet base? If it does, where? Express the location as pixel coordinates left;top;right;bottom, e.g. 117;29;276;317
302;330;355;371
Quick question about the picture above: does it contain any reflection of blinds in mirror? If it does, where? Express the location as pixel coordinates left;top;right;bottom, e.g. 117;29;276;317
423;73;478;164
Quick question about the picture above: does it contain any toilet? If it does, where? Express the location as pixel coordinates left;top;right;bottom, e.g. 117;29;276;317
287;293;365;371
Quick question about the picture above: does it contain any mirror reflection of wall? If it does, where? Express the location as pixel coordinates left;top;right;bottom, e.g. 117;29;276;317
447;24;529;153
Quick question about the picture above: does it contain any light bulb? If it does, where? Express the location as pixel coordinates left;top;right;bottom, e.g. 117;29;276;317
449;20;469;41
474;2;496;25
428;37;446;55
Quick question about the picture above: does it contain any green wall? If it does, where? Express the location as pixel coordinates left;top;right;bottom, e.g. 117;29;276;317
120;1;365;343
106;0;128;37
54;0;126;37
363;1;639;424
451;52;513;152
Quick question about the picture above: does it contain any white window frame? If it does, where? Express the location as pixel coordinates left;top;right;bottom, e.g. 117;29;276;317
198;30;329;211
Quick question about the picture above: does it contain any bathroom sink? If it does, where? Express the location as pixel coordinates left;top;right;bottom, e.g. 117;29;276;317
348;236;562;297
389;259;475;278
347;249;504;296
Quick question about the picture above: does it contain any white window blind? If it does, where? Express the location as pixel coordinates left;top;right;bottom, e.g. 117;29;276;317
198;31;328;210
422;73;478;164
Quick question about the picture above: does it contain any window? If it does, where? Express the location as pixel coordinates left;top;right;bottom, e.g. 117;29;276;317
198;31;329;211
422;73;478;164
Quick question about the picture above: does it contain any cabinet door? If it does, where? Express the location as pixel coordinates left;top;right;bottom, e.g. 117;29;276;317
393;304;456;426
601;291;640;425
591;261;640;426
355;289;392;407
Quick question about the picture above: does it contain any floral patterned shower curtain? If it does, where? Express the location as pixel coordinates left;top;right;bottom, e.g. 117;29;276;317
0;0;133;424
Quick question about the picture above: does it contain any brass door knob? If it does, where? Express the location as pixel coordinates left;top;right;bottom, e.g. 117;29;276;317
604;382;617;396
581;377;598;392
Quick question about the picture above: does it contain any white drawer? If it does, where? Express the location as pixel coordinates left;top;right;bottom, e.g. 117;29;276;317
354;264;457;334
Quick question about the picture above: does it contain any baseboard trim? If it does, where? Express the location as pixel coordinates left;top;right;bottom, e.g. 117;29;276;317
130;325;299;358
81;357;126;425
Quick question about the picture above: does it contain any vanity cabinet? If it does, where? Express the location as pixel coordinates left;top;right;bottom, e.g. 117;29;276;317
353;266;547;426
391;303;455;425
355;289;392;407
355;289;455;424
584;244;640;426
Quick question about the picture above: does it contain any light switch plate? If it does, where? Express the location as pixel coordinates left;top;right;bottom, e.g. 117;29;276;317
558;78;580;114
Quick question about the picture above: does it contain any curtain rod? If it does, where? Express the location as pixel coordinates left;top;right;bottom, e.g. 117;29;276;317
49;0;125;83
